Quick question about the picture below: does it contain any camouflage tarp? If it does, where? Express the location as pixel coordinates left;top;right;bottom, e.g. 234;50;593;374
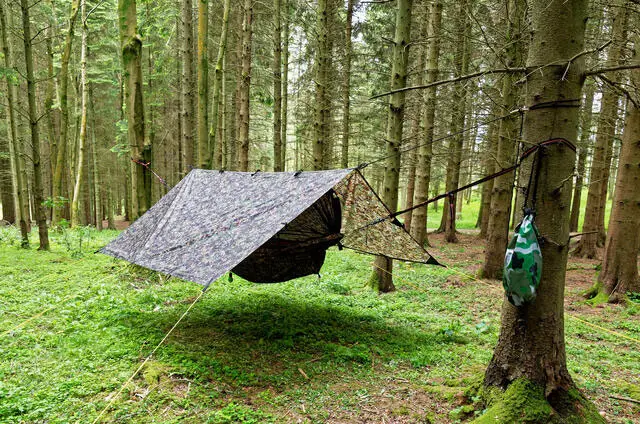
503;213;543;306
101;168;438;287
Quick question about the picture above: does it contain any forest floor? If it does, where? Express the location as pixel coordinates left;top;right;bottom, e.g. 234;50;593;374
0;225;638;423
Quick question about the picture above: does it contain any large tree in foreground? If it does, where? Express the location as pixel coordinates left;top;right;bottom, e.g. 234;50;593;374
477;0;603;420
370;0;413;293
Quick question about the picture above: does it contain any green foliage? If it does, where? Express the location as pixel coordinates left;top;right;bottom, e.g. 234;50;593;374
207;402;275;423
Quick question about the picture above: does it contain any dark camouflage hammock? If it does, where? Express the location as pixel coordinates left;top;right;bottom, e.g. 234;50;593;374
101;169;439;287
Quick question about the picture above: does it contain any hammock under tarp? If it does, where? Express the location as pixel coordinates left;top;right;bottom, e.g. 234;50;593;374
101;168;439;286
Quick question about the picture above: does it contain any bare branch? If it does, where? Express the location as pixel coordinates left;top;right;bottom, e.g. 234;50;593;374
585;62;640;76
369;68;526;100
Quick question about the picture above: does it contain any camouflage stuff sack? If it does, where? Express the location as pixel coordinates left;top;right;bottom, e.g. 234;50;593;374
503;213;542;306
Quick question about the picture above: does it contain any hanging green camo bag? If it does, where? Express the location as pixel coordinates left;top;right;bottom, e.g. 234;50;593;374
503;212;542;306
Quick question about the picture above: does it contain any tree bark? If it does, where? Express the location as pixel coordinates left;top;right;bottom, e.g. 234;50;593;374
181;0;195;175
481;0;525;279
409;0;442;247
478;115;499;238
209;0;231;169
340;0;355;169
89;84;102;230
119;0;148;220
20;0;50;250
312;0;331;170
281;0;290;170
592;36;640;304
482;0;602;419
370;0;413;293
569;82;595;233
573;1;627;258
196;0;209;168
237;0;253;171
71;0;88;227
272;0;283;171
438;0;470;243
51;0;80;225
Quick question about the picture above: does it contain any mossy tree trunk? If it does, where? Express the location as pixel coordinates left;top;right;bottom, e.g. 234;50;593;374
479;0;603;421
370;0;412;293
478;115;499;238
592;36;640;304
209;0;231;169
20;0;50;250
409;0;442;247
51;0;80;225
281;0;289;170
71;0;88;227
573;0;627;258
481;0;525;279
119;0;149;220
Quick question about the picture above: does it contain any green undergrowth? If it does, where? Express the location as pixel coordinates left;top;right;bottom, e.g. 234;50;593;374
0;227;638;422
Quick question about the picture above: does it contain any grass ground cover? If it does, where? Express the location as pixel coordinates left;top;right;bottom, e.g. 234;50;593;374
0;226;638;423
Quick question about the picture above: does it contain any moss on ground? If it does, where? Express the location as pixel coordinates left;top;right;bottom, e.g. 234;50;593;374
472;379;605;424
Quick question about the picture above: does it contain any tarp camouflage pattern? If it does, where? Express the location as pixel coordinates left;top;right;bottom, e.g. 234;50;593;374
101;168;438;287
503;213;543;306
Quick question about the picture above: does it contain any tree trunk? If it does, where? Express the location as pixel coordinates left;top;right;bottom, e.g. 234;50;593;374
409;0;442;247
481;0;525;279
196;0;209;168
51;0;80;225
89;85;102;230
370;0;413;293
569;82;594;233
272;0;283;171
478;116;499;238
312;0;331;170
438;0;470;243
281;0;290;170
71;0;88;228
20;0;50;250
340;0;355;169
591;37;640;305
237;0;253;171
181;0;195;175
481;0;602;420
209;0;231;169
573;1;627;258
119;0;148;220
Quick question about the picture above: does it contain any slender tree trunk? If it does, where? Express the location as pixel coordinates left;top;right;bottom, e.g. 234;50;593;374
181;0;195;174
209;0;231;169
478;116;499;238
119;0;148;220
481;0;525;279
71;0;88;227
573;1;627;258
89;85;102;230
52;0;80;225
272;0;283;171
313;0;330;170
439;0;470;243
370;0;413;293
0;0;28;247
281;0;290;170
20;0;50;250
340;0;355;169
237;0;253;171
410;0;442;246
196;0;209;168
569;82;595;232
481;0;602;419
